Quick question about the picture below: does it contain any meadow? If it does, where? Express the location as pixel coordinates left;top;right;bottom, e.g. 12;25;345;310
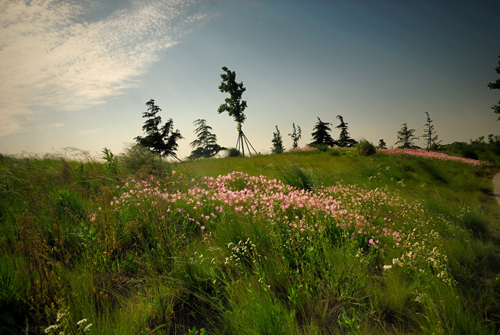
1;146;500;334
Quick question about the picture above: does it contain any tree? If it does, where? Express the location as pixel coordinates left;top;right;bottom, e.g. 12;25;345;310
378;139;387;149
217;66;256;156
422;112;441;150
395;123;419;149
488;52;500;119
271;126;285;154
335;115;357;148
288;123;302;149
311;117;336;147
187;119;226;160
135;99;183;161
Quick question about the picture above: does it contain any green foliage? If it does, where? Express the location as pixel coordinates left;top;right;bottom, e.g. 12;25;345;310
310;117;336;147
288;123;302;149
101;147;118;175
356;138;376;156
217;66;247;130
187;119;226;160
271;126;285;154
134;99;183;160
378;139;387;149
488;51;500;118
2;149;500;334
422;112;441;150
395;123;420;149
226;147;242;157
335;115;357;148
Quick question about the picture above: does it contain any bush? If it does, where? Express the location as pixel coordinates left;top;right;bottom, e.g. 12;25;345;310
119;144;165;175
356;139;376;156
227;148;242;157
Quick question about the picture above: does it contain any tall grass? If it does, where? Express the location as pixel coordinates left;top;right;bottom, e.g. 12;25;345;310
1;148;499;334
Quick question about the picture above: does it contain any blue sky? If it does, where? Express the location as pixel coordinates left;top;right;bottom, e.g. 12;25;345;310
1;0;500;159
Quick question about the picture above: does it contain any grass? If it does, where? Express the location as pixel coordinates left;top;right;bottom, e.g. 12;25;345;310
1;147;500;334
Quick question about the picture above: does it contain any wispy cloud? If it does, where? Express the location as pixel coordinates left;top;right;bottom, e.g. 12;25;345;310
0;0;213;137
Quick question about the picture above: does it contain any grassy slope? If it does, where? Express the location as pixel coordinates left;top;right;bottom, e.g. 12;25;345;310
1;149;500;334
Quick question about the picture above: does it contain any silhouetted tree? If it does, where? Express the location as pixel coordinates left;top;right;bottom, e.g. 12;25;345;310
271;126;285;154
378;139;387;149
288;123;302;149
310;118;336;147
395;123;419;149
218;66;256;156
135;99;183;161
422;112;441;150
488;52;500;119
335;115;357;148
187;119;226;160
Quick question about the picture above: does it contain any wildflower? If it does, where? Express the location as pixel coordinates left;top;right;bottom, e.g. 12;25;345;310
45;325;59;333
84;323;93;332
77;319;87;325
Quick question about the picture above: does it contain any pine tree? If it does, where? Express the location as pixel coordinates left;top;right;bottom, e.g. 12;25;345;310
488;52;500;119
422;112;441;150
271;126;285;154
311;117;336;147
288;123;302;149
187;119;226;160
134;99;183;161
395;123;419;149
378;139;387;149
335;115;357;148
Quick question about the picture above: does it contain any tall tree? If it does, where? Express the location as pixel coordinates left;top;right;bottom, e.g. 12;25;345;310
271;126;285;154
134;99;183;161
288;123;302;149
310;117;336;147
217;66;256;156
335;115;357;148
378;139;387;149
422;112;441;150
395;123;419;149
187;119;226;160
488;52;500;119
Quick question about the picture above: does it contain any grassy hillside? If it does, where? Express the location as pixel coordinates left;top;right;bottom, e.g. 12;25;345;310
1;147;500;334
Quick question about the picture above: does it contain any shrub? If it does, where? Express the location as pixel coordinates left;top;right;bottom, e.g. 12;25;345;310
119;144;165;175
227;148;242;157
356;139;376;156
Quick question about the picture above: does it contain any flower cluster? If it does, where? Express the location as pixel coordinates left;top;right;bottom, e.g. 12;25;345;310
378;148;490;166
285;146;318;153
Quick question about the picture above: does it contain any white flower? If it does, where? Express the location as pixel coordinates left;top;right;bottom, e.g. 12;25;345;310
44;325;58;333
56;313;66;322
84;323;93;332
383;265;392;270
77;319;88;325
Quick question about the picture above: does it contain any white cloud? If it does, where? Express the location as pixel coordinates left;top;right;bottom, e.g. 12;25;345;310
0;0;212;137
54;123;64;127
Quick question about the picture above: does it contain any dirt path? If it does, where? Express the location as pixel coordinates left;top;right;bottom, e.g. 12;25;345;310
493;173;500;206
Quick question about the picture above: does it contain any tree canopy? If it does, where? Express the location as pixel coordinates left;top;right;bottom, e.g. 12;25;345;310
422;112;441;150
311;117;336;147
134;99;183;160
187;119;225;160
488;52;500;119
217;66;247;131
395;123;419;149
335;115;357;148
288;123;302;149
271;126;285;154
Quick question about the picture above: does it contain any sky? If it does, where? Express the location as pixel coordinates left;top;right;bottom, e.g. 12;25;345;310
1;0;500;160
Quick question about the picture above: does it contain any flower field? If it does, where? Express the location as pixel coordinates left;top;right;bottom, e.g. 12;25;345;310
0;149;499;334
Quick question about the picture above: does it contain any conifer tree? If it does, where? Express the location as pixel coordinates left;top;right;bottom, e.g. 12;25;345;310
134;99;183;161
422;112;441;150
378;139;387;149
488;52;500;119
335;115;357;148
395;123;419;149
288;123;302;149
187;119;225;160
311;117;336;147
271;126;285;154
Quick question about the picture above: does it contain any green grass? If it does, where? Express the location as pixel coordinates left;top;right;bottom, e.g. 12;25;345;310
1;148;500;334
